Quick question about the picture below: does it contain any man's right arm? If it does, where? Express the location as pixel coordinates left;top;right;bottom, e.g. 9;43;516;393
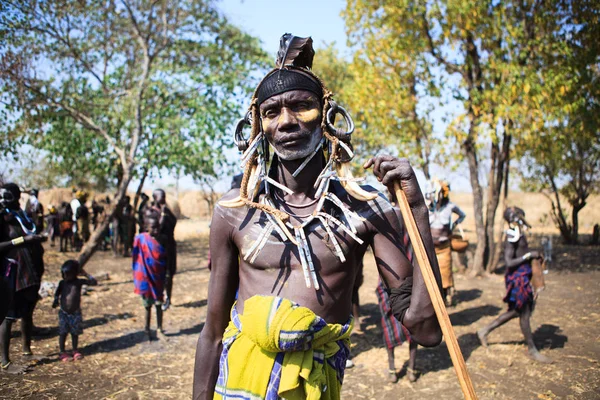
193;202;240;400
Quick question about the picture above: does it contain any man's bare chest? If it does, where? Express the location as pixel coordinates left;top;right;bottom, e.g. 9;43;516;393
233;208;369;279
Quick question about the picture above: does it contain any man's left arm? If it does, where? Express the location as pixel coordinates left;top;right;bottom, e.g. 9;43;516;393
365;155;442;347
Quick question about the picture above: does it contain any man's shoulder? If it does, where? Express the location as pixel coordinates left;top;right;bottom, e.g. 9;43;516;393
214;188;245;218
331;182;394;218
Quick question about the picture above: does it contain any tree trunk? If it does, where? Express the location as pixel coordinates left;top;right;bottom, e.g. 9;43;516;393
548;175;573;243
571;202;585;244
485;131;511;273
133;167;149;210
464;134;486;277
489;149;511;272
77;167;132;268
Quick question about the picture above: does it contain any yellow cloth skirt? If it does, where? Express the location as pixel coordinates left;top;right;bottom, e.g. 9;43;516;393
435;243;453;289
214;295;353;400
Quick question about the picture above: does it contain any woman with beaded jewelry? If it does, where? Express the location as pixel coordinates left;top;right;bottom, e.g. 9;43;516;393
193;34;443;400
0;183;47;374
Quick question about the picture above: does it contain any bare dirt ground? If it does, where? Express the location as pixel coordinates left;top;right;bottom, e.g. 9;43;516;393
1;220;598;400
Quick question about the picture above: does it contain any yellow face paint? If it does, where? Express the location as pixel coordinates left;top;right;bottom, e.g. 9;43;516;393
261;118;270;132
295;108;320;124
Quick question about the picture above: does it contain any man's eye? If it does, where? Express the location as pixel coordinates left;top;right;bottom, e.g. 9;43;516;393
263;110;277;118
295;102;310;110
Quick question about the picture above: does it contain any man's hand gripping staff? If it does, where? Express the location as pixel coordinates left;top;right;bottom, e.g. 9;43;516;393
365;155;478;400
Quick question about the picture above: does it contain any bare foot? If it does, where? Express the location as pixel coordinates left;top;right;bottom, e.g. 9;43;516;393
477;329;489;348
528;350;553;364
1;362;28;374
157;330;169;342
407;368;418;383
387;370;398;383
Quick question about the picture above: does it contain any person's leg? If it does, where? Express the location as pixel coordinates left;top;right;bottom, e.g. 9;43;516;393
59;333;67;354
1;319;13;366
71;334;84;360
386;346;398;383
477;309;519;347
1;319;26;373
163;276;173;311
519;304;552;363
21;310;34;355
20;293;38;357
407;341;418;382
71;333;79;352
156;305;163;332
144;305;152;341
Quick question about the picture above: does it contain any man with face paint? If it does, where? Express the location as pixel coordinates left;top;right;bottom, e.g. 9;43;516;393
477;207;552;363
0;183;47;374
193;34;442;399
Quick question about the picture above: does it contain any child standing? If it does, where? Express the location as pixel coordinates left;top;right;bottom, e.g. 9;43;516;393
132;214;167;341
52;260;97;362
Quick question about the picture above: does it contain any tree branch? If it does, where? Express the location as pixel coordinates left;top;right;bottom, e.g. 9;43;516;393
422;12;466;79
17;78;127;166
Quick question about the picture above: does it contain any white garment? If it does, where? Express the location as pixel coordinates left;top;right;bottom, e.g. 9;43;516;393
70;198;81;233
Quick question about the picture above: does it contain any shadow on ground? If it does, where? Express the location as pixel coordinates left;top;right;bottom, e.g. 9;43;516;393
450;305;502;326
20;313;134;340
500;324;568;350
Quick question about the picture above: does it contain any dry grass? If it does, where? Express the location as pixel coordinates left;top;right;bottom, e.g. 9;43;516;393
447;192;600;235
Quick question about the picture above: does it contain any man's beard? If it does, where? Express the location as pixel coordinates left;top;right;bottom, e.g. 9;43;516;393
272;129;323;161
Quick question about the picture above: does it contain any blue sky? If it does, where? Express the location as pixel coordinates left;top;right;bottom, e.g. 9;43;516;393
219;0;350;55
149;0;471;193
140;0;467;192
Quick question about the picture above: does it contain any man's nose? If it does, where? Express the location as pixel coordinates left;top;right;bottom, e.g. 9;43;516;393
278;108;298;128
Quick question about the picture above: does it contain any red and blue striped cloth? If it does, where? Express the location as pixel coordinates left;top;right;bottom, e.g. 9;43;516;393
132;233;166;301
375;228;413;349
504;263;533;311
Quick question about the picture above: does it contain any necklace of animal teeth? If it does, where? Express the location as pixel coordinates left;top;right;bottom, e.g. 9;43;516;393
273;191;320;209
240;134;364;289
244;170;363;290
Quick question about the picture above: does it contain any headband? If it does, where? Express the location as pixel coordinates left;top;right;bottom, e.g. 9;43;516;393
257;69;323;104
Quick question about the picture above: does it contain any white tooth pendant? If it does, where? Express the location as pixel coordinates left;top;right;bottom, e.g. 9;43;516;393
299;227;320;290
244;221;274;262
317;216;346;263
294;228;312;288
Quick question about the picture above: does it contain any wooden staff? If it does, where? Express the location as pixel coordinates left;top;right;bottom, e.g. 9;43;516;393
394;182;478;400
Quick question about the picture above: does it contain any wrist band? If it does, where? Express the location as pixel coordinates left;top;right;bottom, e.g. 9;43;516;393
11;237;25;245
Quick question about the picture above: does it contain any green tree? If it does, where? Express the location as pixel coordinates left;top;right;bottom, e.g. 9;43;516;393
518;0;599;244
343;0;581;275
0;0;266;266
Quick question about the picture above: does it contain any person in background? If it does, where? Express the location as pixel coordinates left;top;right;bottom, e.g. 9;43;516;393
149;189;177;311
25;189;44;234
132;212;168;341
52;260;97;362
0;183;46;374
477;207;552;363
426;179;466;307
